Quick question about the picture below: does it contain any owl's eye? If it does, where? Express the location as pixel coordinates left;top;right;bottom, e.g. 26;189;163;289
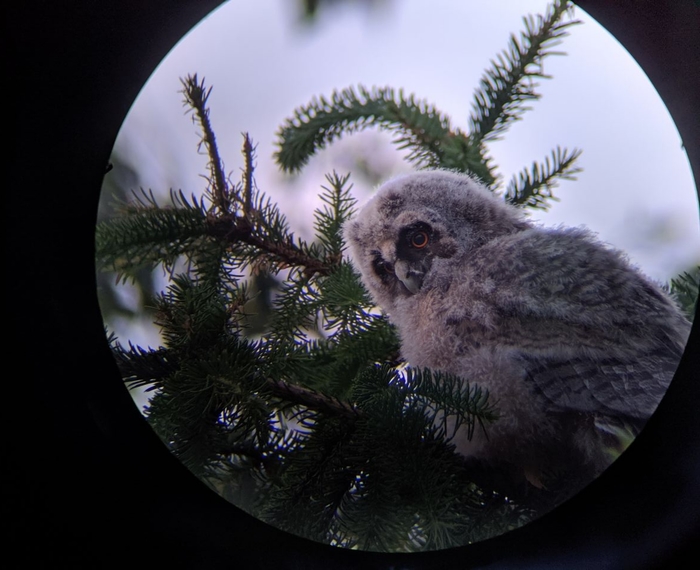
381;260;395;274
410;230;429;249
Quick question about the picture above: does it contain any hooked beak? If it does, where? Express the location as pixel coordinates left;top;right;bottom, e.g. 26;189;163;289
394;259;424;295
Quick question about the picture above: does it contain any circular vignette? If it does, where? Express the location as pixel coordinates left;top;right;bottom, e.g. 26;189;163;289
9;0;699;568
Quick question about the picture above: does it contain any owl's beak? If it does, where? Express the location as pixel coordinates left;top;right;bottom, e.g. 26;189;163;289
394;259;424;295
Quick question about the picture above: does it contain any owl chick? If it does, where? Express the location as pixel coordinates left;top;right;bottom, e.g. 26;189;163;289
344;170;691;489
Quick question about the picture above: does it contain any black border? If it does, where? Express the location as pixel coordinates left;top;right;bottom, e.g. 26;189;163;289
9;1;699;567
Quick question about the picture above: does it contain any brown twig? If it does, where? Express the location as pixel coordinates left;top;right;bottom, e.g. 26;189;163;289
265;377;361;420
242;133;255;221
207;217;332;277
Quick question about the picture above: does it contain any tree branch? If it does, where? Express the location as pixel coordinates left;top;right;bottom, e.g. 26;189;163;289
266;377;361;420
181;74;231;214
242;133;255;221
206;216;332;277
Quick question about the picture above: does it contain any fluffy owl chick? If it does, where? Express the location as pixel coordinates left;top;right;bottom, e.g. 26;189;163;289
344;169;691;488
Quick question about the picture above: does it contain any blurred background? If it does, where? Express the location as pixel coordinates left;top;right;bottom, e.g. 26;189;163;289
98;0;699;410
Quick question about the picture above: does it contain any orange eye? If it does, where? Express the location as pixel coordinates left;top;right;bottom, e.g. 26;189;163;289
410;230;429;248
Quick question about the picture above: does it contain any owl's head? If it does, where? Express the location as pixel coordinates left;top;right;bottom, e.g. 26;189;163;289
343;170;529;312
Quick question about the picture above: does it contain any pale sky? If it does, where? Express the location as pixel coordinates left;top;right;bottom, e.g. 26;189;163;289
109;0;699;353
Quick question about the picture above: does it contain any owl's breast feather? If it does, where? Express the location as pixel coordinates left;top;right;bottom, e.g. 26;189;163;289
392;286;497;372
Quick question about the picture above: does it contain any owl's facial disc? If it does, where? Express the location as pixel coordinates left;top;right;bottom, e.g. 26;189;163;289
370;221;441;296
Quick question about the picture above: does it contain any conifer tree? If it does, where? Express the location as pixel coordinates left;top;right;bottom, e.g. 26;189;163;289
96;0;696;551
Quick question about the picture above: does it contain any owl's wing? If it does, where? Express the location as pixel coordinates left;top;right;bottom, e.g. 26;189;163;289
520;347;683;422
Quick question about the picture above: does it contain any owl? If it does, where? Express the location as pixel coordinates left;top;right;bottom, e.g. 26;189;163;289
343;169;692;490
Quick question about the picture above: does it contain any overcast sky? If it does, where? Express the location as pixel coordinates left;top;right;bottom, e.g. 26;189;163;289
109;0;699;351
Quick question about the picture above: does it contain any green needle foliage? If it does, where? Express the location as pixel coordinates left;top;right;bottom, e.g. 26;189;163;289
96;1;696;551
276;0;582;209
669;266;700;320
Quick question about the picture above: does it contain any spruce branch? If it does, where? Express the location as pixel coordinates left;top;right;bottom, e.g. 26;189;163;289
352;364;498;443
275;85;457;173
405;368;498;442
468;0;579;146
95;193;208;279
266;377;361;420
669;265;700;319
112;341;176;391
313;171;356;262
242;133;255;221
207;217;332;277
504;146;583;209
111;336;362;421
266;273;323;342
186;136;337;278
181;73;231;214
274;1;581;194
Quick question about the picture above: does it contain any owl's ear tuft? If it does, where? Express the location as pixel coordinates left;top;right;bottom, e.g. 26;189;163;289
378;192;404;216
